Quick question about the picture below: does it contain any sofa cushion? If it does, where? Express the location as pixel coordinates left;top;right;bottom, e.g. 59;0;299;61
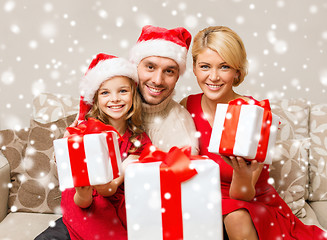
298;202;326;231
0;128;30;212
7;114;76;214
270;98;310;141
0;212;61;240
308;103;327;201
309;201;327;230
269;138;310;218
33;92;79;124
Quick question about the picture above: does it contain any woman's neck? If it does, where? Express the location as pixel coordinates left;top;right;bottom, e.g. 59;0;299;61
201;91;241;126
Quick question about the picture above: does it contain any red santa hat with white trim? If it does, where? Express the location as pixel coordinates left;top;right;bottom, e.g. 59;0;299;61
129;25;192;75
78;53;138;121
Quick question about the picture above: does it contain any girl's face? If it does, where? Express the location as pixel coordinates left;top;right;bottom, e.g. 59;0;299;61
193;48;239;103
97;76;133;123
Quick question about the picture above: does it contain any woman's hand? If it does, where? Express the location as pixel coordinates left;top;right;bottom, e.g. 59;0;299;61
221;155;263;201
74;186;93;208
222;156;259;179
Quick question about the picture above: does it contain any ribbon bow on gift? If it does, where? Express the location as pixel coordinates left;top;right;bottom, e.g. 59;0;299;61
139;145;199;182
138;145;205;240
228;98;271;110
66;117;122;140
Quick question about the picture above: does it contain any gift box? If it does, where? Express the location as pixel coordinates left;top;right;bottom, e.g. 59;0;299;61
53;118;122;189
125;146;223;240
208;98;280;164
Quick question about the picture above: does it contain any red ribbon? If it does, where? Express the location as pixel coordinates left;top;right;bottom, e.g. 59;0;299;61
219;98;273;162
139;146;201;240
66;117;122;139
66;118;121;187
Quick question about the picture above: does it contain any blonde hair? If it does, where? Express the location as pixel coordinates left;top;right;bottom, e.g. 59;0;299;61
192;26;248;86
85;77;144;153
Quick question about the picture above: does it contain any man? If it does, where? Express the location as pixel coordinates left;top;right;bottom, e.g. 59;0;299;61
129;25;199;154
35;25;198;240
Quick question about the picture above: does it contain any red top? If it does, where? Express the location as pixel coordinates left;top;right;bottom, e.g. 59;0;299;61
61;128;151;240
187;93;327;240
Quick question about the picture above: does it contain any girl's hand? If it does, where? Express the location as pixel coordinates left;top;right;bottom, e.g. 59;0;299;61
74;186;93;208
63;119;78;138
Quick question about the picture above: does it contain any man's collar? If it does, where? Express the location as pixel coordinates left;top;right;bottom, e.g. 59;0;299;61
141;91;175;114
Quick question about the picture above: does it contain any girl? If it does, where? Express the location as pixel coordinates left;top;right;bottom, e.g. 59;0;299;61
61;53;152;240
181;26;327;240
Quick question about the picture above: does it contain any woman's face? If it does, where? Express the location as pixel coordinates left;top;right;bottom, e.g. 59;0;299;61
193;48;239;103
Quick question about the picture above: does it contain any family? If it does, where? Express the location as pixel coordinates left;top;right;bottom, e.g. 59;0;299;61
35;25;327;240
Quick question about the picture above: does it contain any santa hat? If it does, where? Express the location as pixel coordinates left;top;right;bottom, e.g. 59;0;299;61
129;25;192;75
78;53;138;121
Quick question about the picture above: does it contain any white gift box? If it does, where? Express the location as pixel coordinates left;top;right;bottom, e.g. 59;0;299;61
208;102;280;164
53;131;122;190
125;159;223;240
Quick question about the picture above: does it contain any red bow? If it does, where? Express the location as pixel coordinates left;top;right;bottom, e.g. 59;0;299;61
139;145;199;183
66;117;122;139
228;98;271;110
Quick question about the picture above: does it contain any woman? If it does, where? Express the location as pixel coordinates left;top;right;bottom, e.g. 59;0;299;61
180;26;327;240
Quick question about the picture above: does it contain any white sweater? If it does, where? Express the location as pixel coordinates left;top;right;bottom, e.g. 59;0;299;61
142;93;199;155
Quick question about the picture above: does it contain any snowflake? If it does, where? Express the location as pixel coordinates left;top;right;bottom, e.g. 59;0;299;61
10;24;20;34
116;17;124;27
49;220;56;227
98;9;108;19
41;22;57;38
4;0;16;12
1;70;15;85
11;205;18;212
319;70;327;86
184;15;198;29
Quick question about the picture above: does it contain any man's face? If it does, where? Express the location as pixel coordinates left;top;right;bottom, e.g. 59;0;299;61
137;56;179;105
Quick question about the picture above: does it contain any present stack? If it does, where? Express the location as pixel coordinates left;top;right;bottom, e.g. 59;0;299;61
125;146;223;240
208;98;280;164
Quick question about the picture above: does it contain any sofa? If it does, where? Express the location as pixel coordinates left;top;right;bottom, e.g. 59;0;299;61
0;93;326;239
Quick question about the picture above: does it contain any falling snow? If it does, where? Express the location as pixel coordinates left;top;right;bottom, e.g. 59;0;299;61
0;0;326;132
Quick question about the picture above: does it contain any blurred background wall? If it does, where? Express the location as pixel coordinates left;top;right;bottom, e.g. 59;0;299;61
1;0;326;130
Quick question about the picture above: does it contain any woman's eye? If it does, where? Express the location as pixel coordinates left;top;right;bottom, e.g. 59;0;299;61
221;65;231;70
200;65;209;69
101;91;109;95
120;89;127;93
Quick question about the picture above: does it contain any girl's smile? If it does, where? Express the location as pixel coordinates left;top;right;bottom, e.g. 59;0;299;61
97;76;133;131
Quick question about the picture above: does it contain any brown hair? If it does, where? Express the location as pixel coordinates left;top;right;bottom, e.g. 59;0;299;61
85;77;144;153
192;26;248;86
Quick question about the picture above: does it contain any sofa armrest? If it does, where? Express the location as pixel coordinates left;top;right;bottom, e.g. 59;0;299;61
0;153;10;222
